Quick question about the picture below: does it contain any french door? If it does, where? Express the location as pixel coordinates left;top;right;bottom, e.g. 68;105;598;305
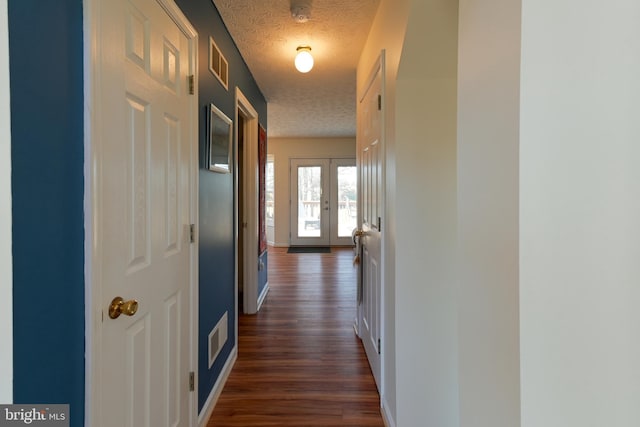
290;158;357;246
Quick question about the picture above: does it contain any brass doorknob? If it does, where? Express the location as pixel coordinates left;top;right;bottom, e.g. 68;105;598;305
109;296;139;319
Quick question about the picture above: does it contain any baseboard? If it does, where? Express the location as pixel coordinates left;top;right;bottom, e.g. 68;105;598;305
257;281;269;311
272;242;289;248
197;346;237;427
381;397;396;427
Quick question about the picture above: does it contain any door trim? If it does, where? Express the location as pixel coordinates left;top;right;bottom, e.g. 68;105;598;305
0;0;12;403
84;1;199;426
234;88;260;315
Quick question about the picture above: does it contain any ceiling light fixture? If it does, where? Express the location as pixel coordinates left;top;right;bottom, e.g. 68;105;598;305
294;46;314;73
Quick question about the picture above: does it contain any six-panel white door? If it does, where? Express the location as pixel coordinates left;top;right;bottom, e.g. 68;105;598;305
357;60;382;391
96;0;196;426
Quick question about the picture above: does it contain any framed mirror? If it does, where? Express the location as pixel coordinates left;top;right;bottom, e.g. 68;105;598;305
208;104;232;173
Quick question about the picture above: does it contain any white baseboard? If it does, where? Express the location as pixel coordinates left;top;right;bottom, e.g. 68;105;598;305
257;282;269;311
272;242;289;248
381;396;396;427
197;346;237;427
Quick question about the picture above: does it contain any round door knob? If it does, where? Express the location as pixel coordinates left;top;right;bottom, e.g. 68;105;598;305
109;296;139;319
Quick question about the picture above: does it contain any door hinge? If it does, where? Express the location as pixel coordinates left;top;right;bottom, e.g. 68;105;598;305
189;372;195;391
377;338;381;355
377;94;382;110
188;75;195;95
377;216;381;231
189;224;195;243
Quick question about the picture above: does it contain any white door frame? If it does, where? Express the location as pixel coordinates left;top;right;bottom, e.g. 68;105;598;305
84;1;199;426
234;88;260;315
0;0;13;403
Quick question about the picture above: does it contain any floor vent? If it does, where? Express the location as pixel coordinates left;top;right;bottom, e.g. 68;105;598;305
208;311;228;368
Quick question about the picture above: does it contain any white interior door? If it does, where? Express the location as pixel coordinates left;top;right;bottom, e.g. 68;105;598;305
94;0;196;426
290;158;331;246
357;59;383;391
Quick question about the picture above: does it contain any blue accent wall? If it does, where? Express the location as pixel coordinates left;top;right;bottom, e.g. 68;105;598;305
8;1;85;426
174;0;267;412
8;0;266;420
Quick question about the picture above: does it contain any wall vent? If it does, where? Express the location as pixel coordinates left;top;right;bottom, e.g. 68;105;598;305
209;36;229;90
208;311;228;368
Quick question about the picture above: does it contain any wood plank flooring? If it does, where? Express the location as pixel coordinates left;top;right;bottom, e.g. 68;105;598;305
206;246;384;427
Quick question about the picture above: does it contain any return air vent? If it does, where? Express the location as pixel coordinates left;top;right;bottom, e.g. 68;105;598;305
209;36;228;90
208;311;228;368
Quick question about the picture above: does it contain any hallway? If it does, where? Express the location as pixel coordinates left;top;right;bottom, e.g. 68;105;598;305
207;246;384;426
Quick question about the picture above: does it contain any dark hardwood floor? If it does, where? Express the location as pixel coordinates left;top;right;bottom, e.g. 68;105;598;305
206;246;384;426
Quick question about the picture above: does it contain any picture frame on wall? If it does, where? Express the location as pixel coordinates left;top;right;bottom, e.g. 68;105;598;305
208;103;232;173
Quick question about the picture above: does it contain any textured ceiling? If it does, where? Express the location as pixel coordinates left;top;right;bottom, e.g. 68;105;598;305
212;0;380;138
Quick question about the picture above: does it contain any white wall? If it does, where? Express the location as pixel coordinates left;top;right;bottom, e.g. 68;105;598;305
268;137;355;247
0;0;13;404
457;0;522;425
395;0;459;426
519;1;640;426
357;1;409;424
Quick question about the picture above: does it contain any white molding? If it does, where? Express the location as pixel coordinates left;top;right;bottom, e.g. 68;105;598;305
381;396;396;427
378;47;388;413
256;282;269;311
0;0;13;404
197;347;237;427
235;87;260;315
84;1;101;425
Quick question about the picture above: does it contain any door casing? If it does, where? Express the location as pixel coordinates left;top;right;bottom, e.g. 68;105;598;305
235;88;262;315
0;0;12;403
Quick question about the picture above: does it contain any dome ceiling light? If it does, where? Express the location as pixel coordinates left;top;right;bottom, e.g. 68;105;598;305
294;46;314;73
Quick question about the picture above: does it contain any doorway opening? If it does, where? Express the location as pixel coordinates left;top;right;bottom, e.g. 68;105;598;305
237;112;245;313
234;88;260;315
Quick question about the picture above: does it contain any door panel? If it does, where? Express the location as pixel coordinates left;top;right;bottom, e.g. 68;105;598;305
97;0;195;425
330;159;357;246
357;59;383;391
290;159;330;246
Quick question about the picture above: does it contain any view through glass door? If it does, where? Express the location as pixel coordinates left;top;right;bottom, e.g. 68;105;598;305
290;158;357;246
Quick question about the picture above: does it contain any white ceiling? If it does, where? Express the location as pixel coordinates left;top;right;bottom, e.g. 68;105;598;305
212;0;380;138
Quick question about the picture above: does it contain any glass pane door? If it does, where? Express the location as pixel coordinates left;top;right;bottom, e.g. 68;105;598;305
297;166;322;237
290;158;357;247
330;159;357;245
290;159;330;246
